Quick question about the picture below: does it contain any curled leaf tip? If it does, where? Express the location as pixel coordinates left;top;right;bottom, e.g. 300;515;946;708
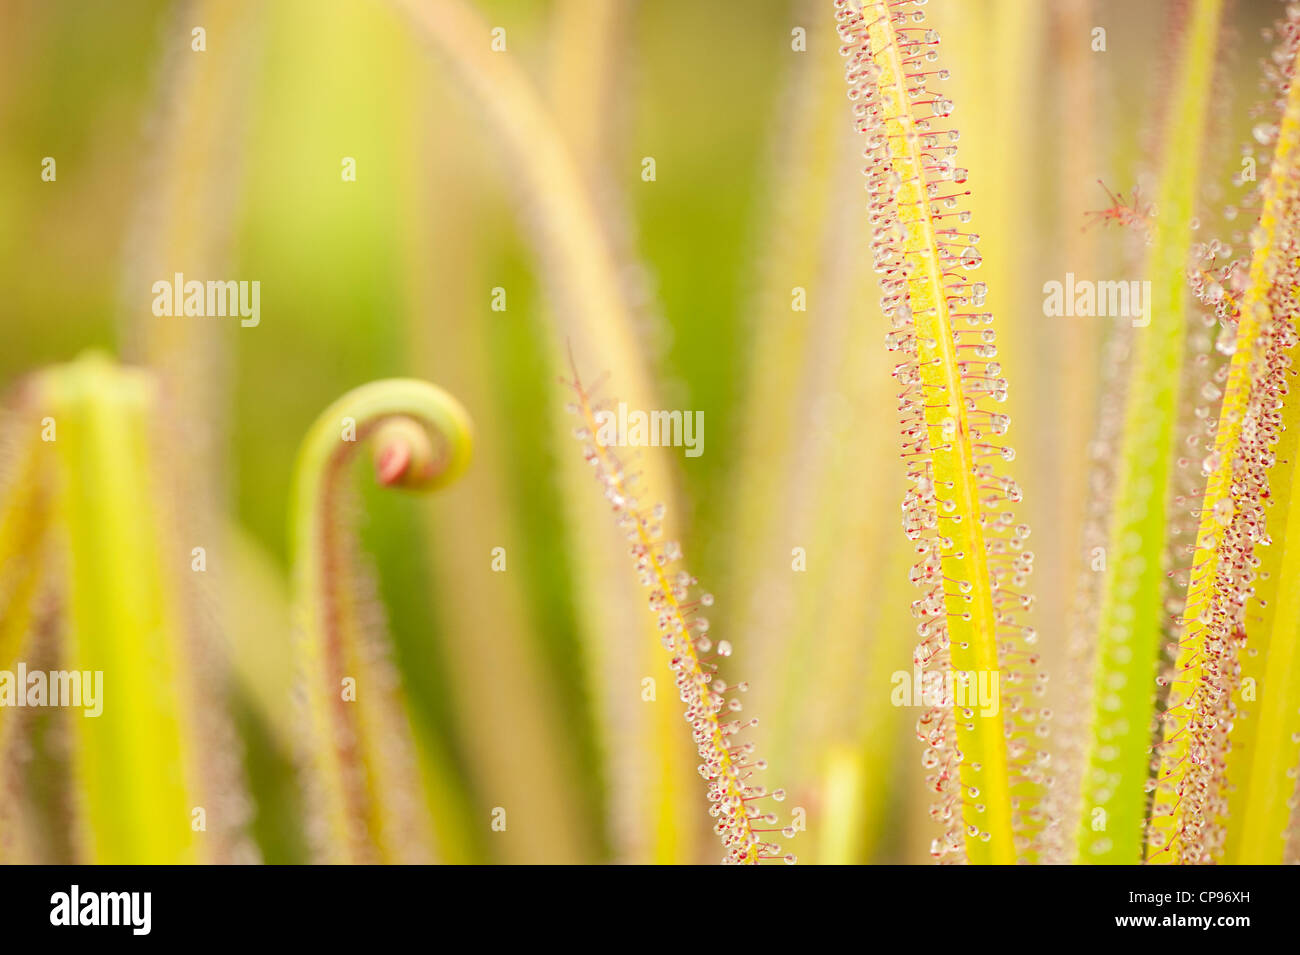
375;439;412;487
289;377;472;863
372;416;441;489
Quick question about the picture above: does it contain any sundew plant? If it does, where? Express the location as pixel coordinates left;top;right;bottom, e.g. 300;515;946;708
1;0;1300;872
